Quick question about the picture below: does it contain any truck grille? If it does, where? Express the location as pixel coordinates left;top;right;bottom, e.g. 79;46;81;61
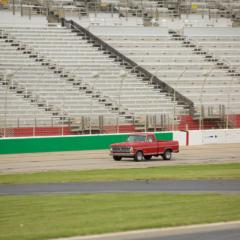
112;146;130;153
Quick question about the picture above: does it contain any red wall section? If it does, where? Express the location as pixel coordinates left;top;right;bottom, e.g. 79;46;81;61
2;126;71;137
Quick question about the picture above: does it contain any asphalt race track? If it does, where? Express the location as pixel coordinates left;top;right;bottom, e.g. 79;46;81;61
0;143;240;173
0;180;240;195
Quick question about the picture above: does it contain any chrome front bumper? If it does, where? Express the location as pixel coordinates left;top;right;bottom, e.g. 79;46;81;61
110;152;134;157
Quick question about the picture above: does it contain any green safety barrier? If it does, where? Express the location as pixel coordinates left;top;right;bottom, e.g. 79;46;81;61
0;132;173;155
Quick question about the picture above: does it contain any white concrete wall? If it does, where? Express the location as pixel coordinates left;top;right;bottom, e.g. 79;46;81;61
173;131;187;146
173;129;240;146
202;130;226;144
188;130;203;146
224;129;240;144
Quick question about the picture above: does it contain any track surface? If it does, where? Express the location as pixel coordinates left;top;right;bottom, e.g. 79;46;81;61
143;229;240;240
1;144;240;240
55;222;240;240
1;180;240;195
0;144;240;173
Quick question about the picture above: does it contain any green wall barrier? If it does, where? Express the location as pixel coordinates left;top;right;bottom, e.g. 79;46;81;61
155;132;173;141
0;132;173;155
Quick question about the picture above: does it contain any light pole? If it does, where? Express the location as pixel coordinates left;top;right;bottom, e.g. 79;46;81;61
12;0;16;15
200;66;216;130
126;0;129;21
224;58;237;129
226;74;234;129
140;0;143;20
173;68;187;131
61;69;66;136
3;70;13;138
117;70;127;133
89;71;99;134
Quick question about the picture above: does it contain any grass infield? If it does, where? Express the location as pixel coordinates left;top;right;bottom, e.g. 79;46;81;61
0;193;240;240
0;163;240;184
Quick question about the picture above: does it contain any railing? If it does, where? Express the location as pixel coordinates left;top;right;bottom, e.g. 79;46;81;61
5;0;238;21
0;114;172;137
1;111;240;138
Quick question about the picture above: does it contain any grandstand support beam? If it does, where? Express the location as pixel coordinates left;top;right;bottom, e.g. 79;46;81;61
3;71;10;138
60;18;196;117
226;71;235;129
117;70;127;133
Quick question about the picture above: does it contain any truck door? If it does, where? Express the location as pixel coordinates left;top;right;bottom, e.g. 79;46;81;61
158;141;165;154
145;135;158;155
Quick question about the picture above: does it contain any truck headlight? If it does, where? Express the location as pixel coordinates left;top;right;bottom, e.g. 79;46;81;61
130;147;134;153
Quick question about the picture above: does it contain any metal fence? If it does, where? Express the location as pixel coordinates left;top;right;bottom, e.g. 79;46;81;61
1;110;240;138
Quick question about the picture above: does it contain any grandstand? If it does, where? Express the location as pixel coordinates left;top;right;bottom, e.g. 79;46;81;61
0;0;240;137
97;27;240;114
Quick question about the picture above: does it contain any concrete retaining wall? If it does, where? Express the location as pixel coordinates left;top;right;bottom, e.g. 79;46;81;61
174;129;240;146
188;129;240;145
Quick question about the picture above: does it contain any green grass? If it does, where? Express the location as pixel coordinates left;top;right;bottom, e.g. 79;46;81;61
0;193;240;240
0;163;240;184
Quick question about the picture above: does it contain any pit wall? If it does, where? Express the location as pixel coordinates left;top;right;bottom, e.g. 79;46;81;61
0;132;172;155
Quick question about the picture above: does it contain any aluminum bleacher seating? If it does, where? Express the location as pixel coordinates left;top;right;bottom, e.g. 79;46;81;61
0;25;186;122
189;35;240;69
0;83;55;127
0;29;115;129
99;32;240;116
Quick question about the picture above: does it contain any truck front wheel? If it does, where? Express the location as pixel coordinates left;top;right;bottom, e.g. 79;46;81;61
163;150;172;160
113;156;122;161
134;151;143;162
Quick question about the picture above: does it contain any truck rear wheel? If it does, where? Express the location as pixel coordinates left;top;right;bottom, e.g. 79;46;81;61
134;151;143;162
163;150;172;160
113;156;122;161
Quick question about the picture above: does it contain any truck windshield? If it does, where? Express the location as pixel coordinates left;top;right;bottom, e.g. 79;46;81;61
127;135;146;142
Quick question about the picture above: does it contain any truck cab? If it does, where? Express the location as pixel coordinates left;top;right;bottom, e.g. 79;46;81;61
110;133;179;162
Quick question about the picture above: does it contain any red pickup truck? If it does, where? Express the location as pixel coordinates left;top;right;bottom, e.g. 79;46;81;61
110;133;179;161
